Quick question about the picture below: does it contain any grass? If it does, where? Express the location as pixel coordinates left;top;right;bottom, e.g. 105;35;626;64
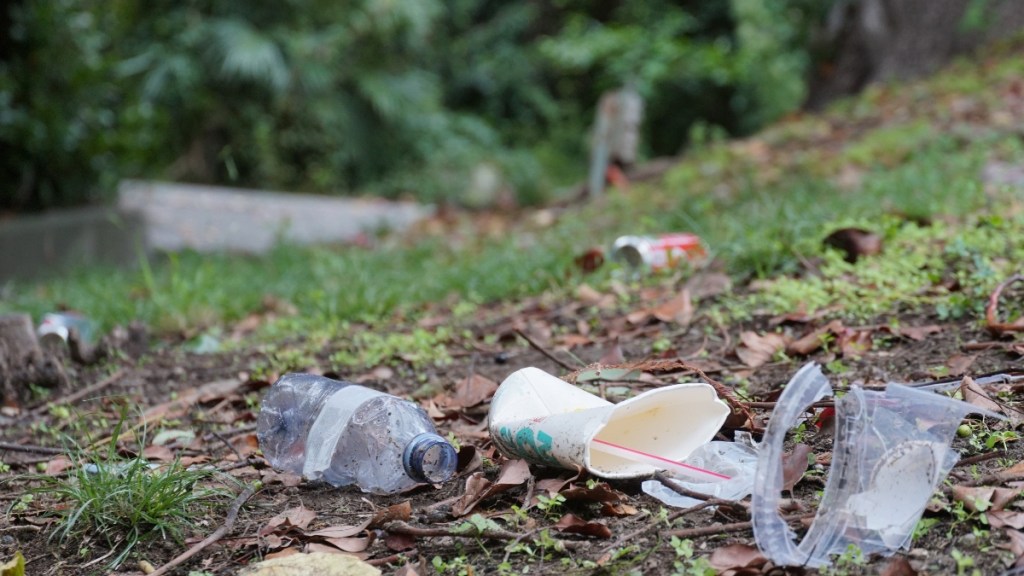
14;408;231;569
4;39;1024;342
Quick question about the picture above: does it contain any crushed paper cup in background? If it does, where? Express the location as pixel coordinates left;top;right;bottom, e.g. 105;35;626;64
487;367;730;480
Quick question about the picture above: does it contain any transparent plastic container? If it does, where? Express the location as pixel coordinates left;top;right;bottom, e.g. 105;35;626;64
257;373;457;494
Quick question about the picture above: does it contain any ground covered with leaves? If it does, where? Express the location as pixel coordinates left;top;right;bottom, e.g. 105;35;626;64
5;41;1024;576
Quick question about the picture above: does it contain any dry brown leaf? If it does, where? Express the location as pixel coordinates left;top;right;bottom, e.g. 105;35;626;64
552;514;612;539
264;548;301;561
141;445;174;462
600;502;638;517
260;506;318;537
961;376;1022;426
781;444;813;493
394;563;424;576
320;536;373;553
44;455;73;476
597;341;626;366
684;272;732;300
308;502;411;539
652;290;694;326
456;445;482;475
231;433;261;458
952;485;997;513
707;543;767;572
895;325;942;341
945;354;977;377
384;532;417;552
988;510;1024;529
879;556;919;576
838;329;873;359
1005;529;1024;563
449;374;499;409
260;470;303;487
576;284;613;308
142;378;243;424
452;459;532;517
787;320;844;356
823;227;883;262
561;482;626;503
736;331;788;368
301;543;370;560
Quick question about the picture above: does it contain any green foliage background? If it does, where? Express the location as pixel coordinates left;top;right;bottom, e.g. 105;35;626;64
0;0;828;211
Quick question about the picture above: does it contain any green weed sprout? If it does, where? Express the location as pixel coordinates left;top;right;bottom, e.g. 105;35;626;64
23;408;231;568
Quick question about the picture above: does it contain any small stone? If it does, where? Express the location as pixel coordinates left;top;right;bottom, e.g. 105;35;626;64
908;547;929;571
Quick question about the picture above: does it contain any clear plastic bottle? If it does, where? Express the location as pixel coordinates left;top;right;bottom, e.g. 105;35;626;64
257;373;458;494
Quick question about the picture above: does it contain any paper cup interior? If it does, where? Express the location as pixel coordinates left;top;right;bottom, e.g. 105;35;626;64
588;383;730;477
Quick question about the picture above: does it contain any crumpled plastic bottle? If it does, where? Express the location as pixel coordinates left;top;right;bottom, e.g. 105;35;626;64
257;373;458;494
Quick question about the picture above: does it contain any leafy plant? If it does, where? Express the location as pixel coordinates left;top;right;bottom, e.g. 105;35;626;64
23;408;230;568
669;536;715;576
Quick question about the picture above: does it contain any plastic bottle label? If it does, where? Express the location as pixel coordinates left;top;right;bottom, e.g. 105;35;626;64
303;386;385;478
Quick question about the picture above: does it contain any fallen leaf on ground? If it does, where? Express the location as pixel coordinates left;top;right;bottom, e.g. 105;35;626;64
684;272;732;300
945;354;977;376
260;506;318;537
560;482;626;503
552;514;612;538
787;320;844;355
308;502;412;540
781;444;813;493
576;284;614;308
600;502;638;517
962;376;1023;426
708;543;766;574
452;459;532;517
879;556;919;576
273;548;371;568
736;331;788;368
652;290;694;325
1004;529;1024;566
892;325;942;341
987;510;1024;529
823;227;883;262
44;455;73;476
264;547;301;560
951;485;1022;512
448;374;498;409
838;328;873;358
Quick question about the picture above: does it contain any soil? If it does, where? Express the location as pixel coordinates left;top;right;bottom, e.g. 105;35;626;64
1;280;1023;576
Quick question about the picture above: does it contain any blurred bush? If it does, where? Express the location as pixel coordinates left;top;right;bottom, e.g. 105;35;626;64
0;0;828;211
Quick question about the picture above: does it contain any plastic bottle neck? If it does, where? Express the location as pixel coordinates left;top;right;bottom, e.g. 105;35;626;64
403;433;458;484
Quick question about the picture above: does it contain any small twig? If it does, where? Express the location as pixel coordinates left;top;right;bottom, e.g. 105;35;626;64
653;471;749;514
150;486;256;576
0;442;65;455
961;471;1024;488
987;274;1024;335
514;329;579;371
27;368;126;416
954;450;1006;469
665;512;815;539
368;549;418;567
604;501;713;553
384;520;583;549
211;430;245;463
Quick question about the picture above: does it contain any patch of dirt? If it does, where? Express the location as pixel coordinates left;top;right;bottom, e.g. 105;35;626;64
1;285;1023;576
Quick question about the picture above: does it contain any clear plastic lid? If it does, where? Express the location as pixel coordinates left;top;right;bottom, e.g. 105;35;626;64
403;433;458;484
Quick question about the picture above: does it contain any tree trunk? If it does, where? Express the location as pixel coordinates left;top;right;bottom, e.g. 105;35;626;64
806;0;1024;110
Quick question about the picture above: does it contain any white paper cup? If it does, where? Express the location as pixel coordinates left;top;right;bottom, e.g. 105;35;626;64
488;367;730;480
